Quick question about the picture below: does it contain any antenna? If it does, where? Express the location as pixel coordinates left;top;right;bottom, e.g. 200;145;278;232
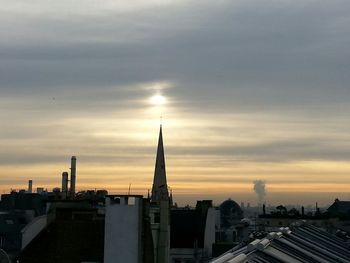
128;183;131;195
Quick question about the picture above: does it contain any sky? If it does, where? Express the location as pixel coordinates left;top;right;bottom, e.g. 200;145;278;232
1;0;350;206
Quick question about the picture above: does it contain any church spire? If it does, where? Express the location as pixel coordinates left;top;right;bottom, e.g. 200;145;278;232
151;125;169;203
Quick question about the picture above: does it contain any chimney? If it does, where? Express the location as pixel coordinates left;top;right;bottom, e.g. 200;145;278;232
62;172;69;194
28;180;33;193
70;156;77;196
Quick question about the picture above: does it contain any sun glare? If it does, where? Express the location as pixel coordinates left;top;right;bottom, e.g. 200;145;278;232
150;94;167;105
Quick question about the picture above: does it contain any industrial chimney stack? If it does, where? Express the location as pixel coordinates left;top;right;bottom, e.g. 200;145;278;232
62;172;69;195
70;156;77;196
28;180;33;193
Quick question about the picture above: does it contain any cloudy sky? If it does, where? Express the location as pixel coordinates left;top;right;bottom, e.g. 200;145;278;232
1;0;350;206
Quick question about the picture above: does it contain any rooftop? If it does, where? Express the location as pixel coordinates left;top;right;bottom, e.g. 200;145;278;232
211;221;350;263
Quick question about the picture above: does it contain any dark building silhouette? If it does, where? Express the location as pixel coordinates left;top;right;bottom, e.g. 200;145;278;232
17;201;104;263
328;199;350;218
220;199;244;229
0;212;31;255
0;192;46;216
170;200;216;262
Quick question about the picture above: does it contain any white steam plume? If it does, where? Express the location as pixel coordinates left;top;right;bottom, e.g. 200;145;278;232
253;180;266;206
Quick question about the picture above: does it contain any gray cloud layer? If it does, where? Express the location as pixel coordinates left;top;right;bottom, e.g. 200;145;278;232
1;0;350;166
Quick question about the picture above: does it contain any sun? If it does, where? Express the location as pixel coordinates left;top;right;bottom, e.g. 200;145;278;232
150;94;167;105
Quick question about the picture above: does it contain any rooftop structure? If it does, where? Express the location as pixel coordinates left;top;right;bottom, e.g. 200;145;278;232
170;201;216;262
327;199;350;217
104;195;154;263
220;199;244;228
17;201;104;263
210;221;350;263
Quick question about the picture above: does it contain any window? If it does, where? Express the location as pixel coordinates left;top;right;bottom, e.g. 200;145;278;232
19;217;26;224
5;219;14;225
154;212;160;223
0;236;5;248
128;197;136;206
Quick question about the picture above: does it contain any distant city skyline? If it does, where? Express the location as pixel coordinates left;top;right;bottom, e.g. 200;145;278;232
1;1;350;206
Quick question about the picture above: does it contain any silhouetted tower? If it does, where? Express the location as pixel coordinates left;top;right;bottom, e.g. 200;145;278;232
169;189;173;207
70;156;77;196
151;125;169;203
28;180;33;194
62;172;69;194
150;125;170;263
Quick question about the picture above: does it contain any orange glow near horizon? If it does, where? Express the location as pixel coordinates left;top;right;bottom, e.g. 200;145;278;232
1;87;350;207
1;159;350;206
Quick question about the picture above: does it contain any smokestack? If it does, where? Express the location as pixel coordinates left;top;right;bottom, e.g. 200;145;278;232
70;156;77;196
28;180;33;193
263;204;266;215
253;180;266;206
62;172;69;194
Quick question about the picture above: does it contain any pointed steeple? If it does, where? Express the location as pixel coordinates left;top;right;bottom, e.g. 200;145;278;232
151;125;169;203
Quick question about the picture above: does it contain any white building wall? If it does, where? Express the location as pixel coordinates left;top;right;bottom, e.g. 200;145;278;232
104;197;142;263
204;207;216;257
151;224;160;263
21;215;47;250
